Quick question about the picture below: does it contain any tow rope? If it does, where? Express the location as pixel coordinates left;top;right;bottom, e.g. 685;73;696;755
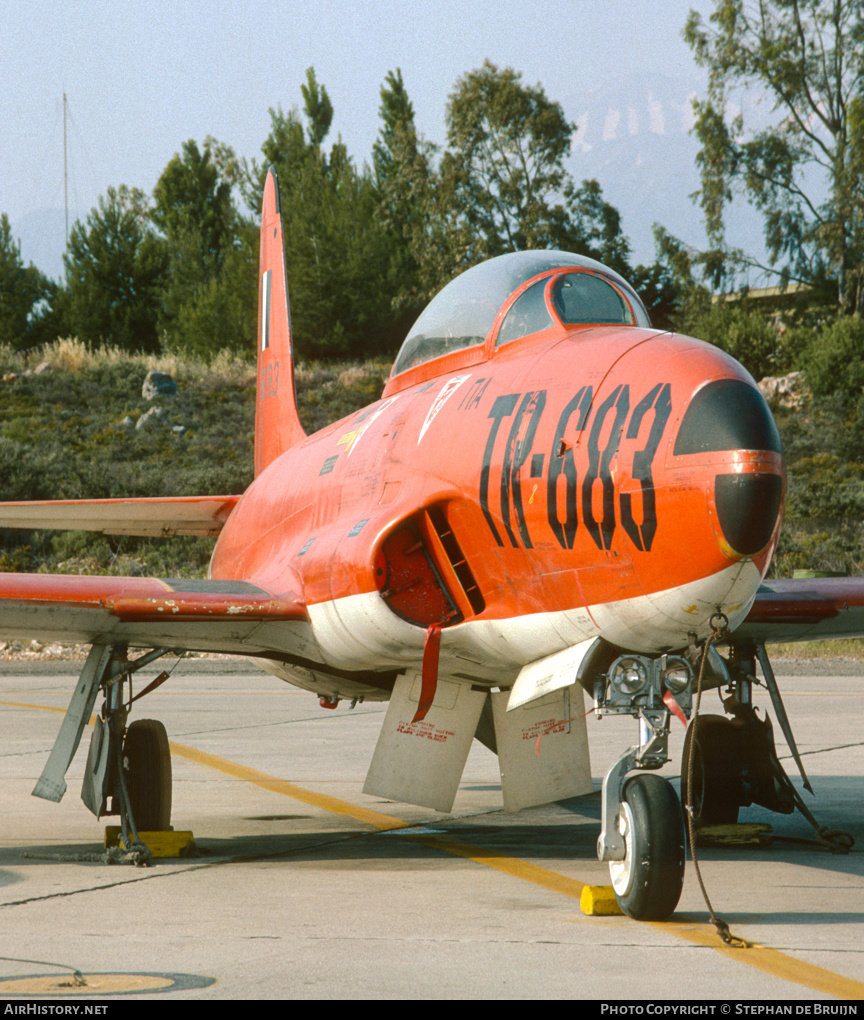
685;617;752;949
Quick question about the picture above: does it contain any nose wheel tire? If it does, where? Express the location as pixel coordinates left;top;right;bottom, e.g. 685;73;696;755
681;714;741;827
609;773;685;920
123;719;172;831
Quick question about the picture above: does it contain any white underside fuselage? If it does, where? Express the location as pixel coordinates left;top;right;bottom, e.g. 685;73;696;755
257;560;762;701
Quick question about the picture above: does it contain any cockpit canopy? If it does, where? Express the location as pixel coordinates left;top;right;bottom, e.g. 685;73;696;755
391;250;650;377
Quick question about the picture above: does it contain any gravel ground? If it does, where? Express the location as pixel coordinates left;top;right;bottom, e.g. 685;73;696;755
0;640;251;673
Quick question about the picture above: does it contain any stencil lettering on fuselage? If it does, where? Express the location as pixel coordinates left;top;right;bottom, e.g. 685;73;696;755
481;382;672;552
500;390;547;549
458;377;490;411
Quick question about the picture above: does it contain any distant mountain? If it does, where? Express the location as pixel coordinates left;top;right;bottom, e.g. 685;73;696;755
561;73;767;272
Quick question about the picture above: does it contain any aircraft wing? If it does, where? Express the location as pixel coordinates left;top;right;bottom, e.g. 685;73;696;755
0;573;308;656
735;576;864;644
0;496;241;537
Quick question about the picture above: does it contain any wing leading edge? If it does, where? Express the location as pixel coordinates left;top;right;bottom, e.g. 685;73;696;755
737;576;864;644
0;496;241;537
0;574;308;656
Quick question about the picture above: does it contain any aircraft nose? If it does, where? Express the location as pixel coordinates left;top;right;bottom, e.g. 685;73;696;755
674;378;784;557
713;472;784;555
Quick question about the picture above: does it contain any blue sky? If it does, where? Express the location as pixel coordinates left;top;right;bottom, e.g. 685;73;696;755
3;0;721;280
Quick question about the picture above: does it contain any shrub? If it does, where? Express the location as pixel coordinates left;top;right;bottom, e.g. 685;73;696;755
681;300;785;381
800;316;864;398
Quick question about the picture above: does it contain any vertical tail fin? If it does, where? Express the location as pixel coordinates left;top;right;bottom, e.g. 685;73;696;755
255;166;306;476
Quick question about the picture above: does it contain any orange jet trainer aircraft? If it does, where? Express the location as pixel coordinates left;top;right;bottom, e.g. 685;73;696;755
1;167;862;920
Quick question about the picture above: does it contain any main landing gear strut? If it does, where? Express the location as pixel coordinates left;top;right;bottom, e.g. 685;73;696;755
681;643;795;829
33;643;175;861
590;632;850;921
681;641;852;854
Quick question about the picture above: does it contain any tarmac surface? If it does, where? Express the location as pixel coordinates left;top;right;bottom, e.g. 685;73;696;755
1;656;863;1001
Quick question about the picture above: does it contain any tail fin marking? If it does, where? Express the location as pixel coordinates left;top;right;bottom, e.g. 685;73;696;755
260;269;271;352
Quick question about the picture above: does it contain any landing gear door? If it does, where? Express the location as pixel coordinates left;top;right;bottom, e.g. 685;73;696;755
491;686;592;811
364;672;486;813
81;716;115;818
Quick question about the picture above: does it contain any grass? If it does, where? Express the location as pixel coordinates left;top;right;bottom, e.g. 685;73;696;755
0;340;391;577
768;638;864;659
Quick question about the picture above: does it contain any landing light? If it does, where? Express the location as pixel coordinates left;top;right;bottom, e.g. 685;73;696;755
662;657;692;695
601;653;694;714
610;657;649;696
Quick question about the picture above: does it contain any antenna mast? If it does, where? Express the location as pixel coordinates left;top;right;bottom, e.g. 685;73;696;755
63;92;69;246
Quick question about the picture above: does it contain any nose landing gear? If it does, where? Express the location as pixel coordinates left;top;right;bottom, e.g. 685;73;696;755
594;650;696;920
608;773;686;921
591;635;855;923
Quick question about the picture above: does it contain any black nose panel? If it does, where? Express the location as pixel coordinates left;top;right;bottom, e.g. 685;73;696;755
715;474;783;555
674;379;782;456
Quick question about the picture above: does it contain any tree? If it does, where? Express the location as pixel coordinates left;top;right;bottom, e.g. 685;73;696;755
368;69;479;304
627;258;683;332
241;68;337;213
241;103;309;216
60;187;166;352
366;62;645;317
245;70;398;358
151;138;254;357
300;67;334;147
0;214;56;350
440;61;634;290
648;225;799;377
371;69;437;323
685;0;864;312
800;313;864;393
373;69;417;194
649;225;715;328
560;178;632;277
152;139;235;267
445;60;576;255
166;218;258;359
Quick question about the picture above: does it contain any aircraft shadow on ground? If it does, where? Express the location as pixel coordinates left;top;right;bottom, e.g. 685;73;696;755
3;776;861;883
3;816;861;874
4;825;862;931
0;868;23;889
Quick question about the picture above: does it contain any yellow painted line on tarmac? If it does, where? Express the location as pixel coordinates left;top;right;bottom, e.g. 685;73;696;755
407;832;588;901
654;920;864;1000
0;700;69;715
173;733;589;895
167;739;410;832
170;740;864;1000
6;699;864;998
169;739;864;998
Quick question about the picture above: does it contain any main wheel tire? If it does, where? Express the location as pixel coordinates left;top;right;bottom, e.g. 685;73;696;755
681;714;741;827
609;774;685;921
123;719;172;831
